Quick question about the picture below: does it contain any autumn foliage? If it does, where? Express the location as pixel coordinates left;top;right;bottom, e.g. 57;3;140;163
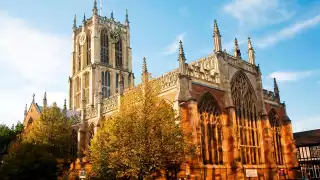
89;81;194;179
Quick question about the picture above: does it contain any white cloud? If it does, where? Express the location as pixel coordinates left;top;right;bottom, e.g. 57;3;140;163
0;11;70;125
164;33;185;55
257;15;320;48
223;0;295;28
268;71;313;81
292;114;320;132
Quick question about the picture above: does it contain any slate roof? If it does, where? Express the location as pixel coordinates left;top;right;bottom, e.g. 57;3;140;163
293;129;320;147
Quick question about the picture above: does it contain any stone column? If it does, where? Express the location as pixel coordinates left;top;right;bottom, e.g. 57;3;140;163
179;100;201;180
282;121;297;168
260;114;276;179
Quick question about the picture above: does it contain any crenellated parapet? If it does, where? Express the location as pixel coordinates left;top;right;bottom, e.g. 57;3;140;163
152;69;179;92
101;93;119;114
263;89;276;101
186;56;220;84
85;105;98;119
224;53;257;73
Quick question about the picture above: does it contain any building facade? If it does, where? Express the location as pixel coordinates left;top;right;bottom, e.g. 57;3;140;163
294;129;320;179
57;0;299;179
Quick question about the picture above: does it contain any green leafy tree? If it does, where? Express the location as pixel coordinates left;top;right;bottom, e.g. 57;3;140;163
89;81;194;179
0;122;24;163
22;103;76;176
0;143;58;180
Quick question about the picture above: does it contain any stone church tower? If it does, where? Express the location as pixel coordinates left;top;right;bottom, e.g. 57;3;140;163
68;0;134;156
69;0;133;112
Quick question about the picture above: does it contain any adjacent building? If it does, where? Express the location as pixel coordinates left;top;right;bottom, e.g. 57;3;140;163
294;129;320;179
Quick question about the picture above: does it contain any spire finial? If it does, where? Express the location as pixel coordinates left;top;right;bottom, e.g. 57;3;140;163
178;40;186;61
93;0;98;15
141;57;149;83
125;9;129;24
234;38;239;47
43;91;47;108
73;15;77;30
126;9;128;20
63;99;67;111
248;37;255;64
213;19;219;33
213;19;222;52
178;40;187;75
274;77;279;92
111;11;114;20
234;38;241;58
32;93;35;103
83;13;86;24
142;57;147;74
24;104;28;117
248;37;253;49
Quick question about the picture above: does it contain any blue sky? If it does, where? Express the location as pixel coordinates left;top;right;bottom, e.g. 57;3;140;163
0;0;319;132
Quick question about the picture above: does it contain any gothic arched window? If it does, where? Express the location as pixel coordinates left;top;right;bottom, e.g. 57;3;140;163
78;43;81;72
84;72;90;104
115;38;123;68
86;32;91;66
101;71;111;98
269;109;283;165
100;29;109;64
71;129;78;157
198;92;223;165
88;123;95;146
231;71;260;165
75;77;81;108
27;117;33;128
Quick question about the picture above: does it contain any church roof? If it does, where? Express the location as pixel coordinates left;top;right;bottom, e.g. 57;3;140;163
294;129;320;147
36;103;43;113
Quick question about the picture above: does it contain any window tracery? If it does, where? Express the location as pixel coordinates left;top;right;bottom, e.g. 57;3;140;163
268;109;283;165
231;71;260;165
86;32;91;66
27;117;33;128
75;77;81;108
84;73;90;104
101;71;111;98
100;29;109;64
115;38;123;68
78;43;81;72
198;92;223;165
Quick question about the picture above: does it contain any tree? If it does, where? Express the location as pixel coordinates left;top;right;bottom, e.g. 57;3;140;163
89;81;194;179
0;122;24;163
0;142;58;180
22;103;77;176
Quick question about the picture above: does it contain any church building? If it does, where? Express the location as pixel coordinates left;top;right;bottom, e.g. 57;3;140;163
24;0;299;179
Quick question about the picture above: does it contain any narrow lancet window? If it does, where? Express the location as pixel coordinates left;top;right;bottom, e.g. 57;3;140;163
100;29;109;64
115;38;123;68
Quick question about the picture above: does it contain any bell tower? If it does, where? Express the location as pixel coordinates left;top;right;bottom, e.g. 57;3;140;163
69;0;134;110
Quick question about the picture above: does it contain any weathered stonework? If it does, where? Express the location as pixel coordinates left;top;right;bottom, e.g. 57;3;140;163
23;2;298;179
